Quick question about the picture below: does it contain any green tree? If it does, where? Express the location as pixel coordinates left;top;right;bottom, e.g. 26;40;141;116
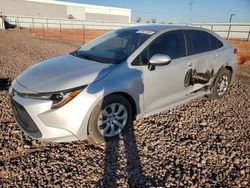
68;14;75;19
151;18;157;23
136;17;142;23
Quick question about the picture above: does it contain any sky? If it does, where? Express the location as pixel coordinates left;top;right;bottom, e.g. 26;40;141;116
58;0;250;23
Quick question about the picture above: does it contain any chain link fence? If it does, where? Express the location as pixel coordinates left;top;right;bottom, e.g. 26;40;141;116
4;15;250;42
4;15;141;43
192;23;250;40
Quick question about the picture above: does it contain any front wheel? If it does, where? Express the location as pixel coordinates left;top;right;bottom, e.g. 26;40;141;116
208;68;232;99
88;94;132;144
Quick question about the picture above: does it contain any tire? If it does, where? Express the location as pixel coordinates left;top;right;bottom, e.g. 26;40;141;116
208;68;232;99
88;94;132;144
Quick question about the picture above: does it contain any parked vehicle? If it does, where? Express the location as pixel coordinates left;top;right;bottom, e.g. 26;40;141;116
9;25;237;143
0;16;17;29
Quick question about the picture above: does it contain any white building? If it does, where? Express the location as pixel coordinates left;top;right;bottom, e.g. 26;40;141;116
0;0;131;23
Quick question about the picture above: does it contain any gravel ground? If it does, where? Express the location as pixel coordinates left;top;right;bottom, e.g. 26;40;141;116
0;30;249;187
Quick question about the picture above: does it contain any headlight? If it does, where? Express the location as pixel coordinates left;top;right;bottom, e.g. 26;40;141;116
50;88;83;109
12;86;85;109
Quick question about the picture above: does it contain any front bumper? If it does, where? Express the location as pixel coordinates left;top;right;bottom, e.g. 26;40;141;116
11;98;42;138
10;81;99;142
11;95;79;142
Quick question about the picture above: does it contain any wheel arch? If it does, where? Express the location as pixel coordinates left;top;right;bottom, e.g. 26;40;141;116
105;92;138;120
86;91;138;137
225;65;233;74
209;64;233;89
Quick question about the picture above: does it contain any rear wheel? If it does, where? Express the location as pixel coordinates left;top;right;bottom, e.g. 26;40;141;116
208;68;232;99
88;94;132;144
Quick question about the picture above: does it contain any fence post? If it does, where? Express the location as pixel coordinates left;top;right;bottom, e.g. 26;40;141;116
17;17;21;32
32;18;34;29
1;16;4;29
42;24;45;38
82;24;85;43
227;24;231;39
47;18;48;29
59;21;61;40
211;24;213;31
17;17;20;27
247;28;250;41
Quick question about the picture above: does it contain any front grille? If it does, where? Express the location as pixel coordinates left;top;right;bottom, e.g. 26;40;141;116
11;99;42;138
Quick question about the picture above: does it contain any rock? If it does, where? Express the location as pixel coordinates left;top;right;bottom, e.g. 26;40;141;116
0;30;249;187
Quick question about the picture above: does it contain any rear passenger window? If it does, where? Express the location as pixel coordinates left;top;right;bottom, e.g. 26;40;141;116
209;34;223;50
188;30;210;54
149;30;186;59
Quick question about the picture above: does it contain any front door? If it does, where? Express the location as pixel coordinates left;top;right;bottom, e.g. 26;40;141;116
138;30;191;114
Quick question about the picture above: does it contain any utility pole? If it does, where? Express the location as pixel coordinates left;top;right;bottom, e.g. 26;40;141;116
229;13;235;23
189;0;194;24
227;14;235;39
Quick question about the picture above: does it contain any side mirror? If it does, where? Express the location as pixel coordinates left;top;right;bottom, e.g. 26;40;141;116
149;54;172;66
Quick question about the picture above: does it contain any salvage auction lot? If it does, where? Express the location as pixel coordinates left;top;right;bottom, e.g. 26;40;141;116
0;30;249;187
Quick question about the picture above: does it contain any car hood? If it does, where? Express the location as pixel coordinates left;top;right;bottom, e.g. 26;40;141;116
16;54;116;93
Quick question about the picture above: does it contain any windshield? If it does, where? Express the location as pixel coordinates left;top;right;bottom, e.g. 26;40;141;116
72;29;155;64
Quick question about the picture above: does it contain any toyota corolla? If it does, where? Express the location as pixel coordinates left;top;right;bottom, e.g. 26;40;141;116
9;25;237;143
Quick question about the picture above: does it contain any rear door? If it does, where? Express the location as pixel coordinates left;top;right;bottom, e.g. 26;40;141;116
183;30;222;94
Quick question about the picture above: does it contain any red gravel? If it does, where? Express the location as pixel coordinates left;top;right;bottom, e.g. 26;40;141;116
0;30;249;187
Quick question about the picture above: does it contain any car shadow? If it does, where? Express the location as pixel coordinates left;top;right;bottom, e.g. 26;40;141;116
99;123;147;187
86;60;149;187
0;78;12;91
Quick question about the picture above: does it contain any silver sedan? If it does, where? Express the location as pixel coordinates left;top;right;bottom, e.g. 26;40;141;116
9;25;237;143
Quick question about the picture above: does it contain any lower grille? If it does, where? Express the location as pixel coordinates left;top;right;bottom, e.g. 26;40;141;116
11;99;42;138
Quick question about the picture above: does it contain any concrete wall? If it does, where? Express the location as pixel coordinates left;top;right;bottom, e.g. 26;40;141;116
0;0;131;23
86;13;129;23
192;23;250;40
0;0;67;18
67;6;86;20
84;6;131;22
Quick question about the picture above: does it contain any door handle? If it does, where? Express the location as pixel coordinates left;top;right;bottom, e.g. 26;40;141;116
184;62;192;68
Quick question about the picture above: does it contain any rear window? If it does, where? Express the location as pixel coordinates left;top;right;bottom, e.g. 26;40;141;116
209;34;223;50
188;30;210;54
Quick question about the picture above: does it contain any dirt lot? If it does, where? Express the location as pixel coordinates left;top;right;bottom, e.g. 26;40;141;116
31;28;110;43
0;30;249;187
229;40;250;66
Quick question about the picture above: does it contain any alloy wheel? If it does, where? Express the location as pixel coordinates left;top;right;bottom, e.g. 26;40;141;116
97;103;128;137
217;74;229;96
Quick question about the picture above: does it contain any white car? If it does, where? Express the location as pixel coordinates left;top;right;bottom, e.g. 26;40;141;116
9;25;237;143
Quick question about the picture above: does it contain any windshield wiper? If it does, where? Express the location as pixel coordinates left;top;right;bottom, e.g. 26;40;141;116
71;50;120;64
72;51;98;61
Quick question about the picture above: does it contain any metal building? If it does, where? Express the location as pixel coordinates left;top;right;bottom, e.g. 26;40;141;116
0;0;131;23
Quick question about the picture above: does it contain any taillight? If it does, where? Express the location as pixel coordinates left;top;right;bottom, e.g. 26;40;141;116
234;48;238;54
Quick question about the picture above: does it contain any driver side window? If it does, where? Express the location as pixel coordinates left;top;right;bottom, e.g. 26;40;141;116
132;30;187;66
149;30;186;60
